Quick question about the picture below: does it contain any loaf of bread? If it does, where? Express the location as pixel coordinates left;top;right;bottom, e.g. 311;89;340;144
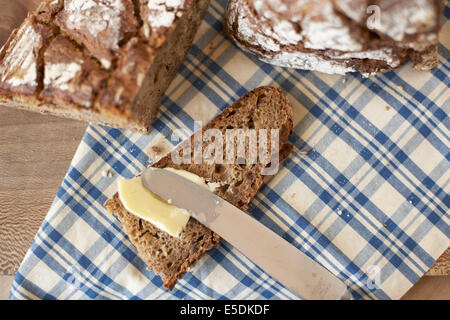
0;0;210;133
105;86;294;289
0;0;42;46
225;0;444;75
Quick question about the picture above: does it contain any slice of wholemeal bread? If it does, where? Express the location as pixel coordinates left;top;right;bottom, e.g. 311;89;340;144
105;86;293;289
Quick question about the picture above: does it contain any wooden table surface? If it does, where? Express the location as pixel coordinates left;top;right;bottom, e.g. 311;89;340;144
0;0;448;300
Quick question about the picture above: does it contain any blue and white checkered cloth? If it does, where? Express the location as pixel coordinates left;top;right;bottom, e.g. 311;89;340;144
9;0;449;300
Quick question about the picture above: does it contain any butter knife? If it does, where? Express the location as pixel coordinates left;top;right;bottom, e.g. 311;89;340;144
142;167;351;300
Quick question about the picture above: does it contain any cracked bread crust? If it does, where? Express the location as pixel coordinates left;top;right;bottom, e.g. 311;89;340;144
105;86;294;290
225;0;443;75
0;0;211;133
55;0;138;70
0;16;53;96
40;35;108;108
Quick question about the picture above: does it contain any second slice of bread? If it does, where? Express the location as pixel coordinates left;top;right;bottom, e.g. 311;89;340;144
105;86;294;290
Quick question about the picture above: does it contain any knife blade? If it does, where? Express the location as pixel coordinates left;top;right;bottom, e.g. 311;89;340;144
142;167;351;300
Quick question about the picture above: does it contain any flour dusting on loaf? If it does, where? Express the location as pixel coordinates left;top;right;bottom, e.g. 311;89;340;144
63;0;124;38
372;0;437;42
145;0;186;29
57;0;135;69
0;19;44;90
44;62;81;91
225;0;443;75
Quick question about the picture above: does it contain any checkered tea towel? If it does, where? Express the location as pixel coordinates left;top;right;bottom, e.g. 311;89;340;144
9;0;450;300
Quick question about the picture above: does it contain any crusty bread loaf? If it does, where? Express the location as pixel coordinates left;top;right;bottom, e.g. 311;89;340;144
225;0;444;76
105;86;294;290
0;0;210;134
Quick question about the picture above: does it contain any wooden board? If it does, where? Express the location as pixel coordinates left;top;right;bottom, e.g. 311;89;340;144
0;0;86;275
401;276;450;300
0;0;41;45
427;248;450;276
0;108;87;275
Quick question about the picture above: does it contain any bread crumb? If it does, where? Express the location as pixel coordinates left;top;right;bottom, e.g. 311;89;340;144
385;106;390;111
207;40;215;51
337;209;343;215
147;143;167;161
298;149;311;156
102;169;114;178
151;145;161;153
207;181;225;192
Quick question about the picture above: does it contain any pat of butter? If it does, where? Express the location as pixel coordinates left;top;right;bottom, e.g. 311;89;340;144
118;168;217;237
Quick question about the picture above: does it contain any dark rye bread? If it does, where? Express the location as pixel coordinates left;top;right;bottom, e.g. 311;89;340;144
0;0;210;133
225;0;444;75
105;86;293;290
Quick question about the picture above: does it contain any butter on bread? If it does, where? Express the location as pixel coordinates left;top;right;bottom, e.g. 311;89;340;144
117;168;221;238
105;86;294;290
